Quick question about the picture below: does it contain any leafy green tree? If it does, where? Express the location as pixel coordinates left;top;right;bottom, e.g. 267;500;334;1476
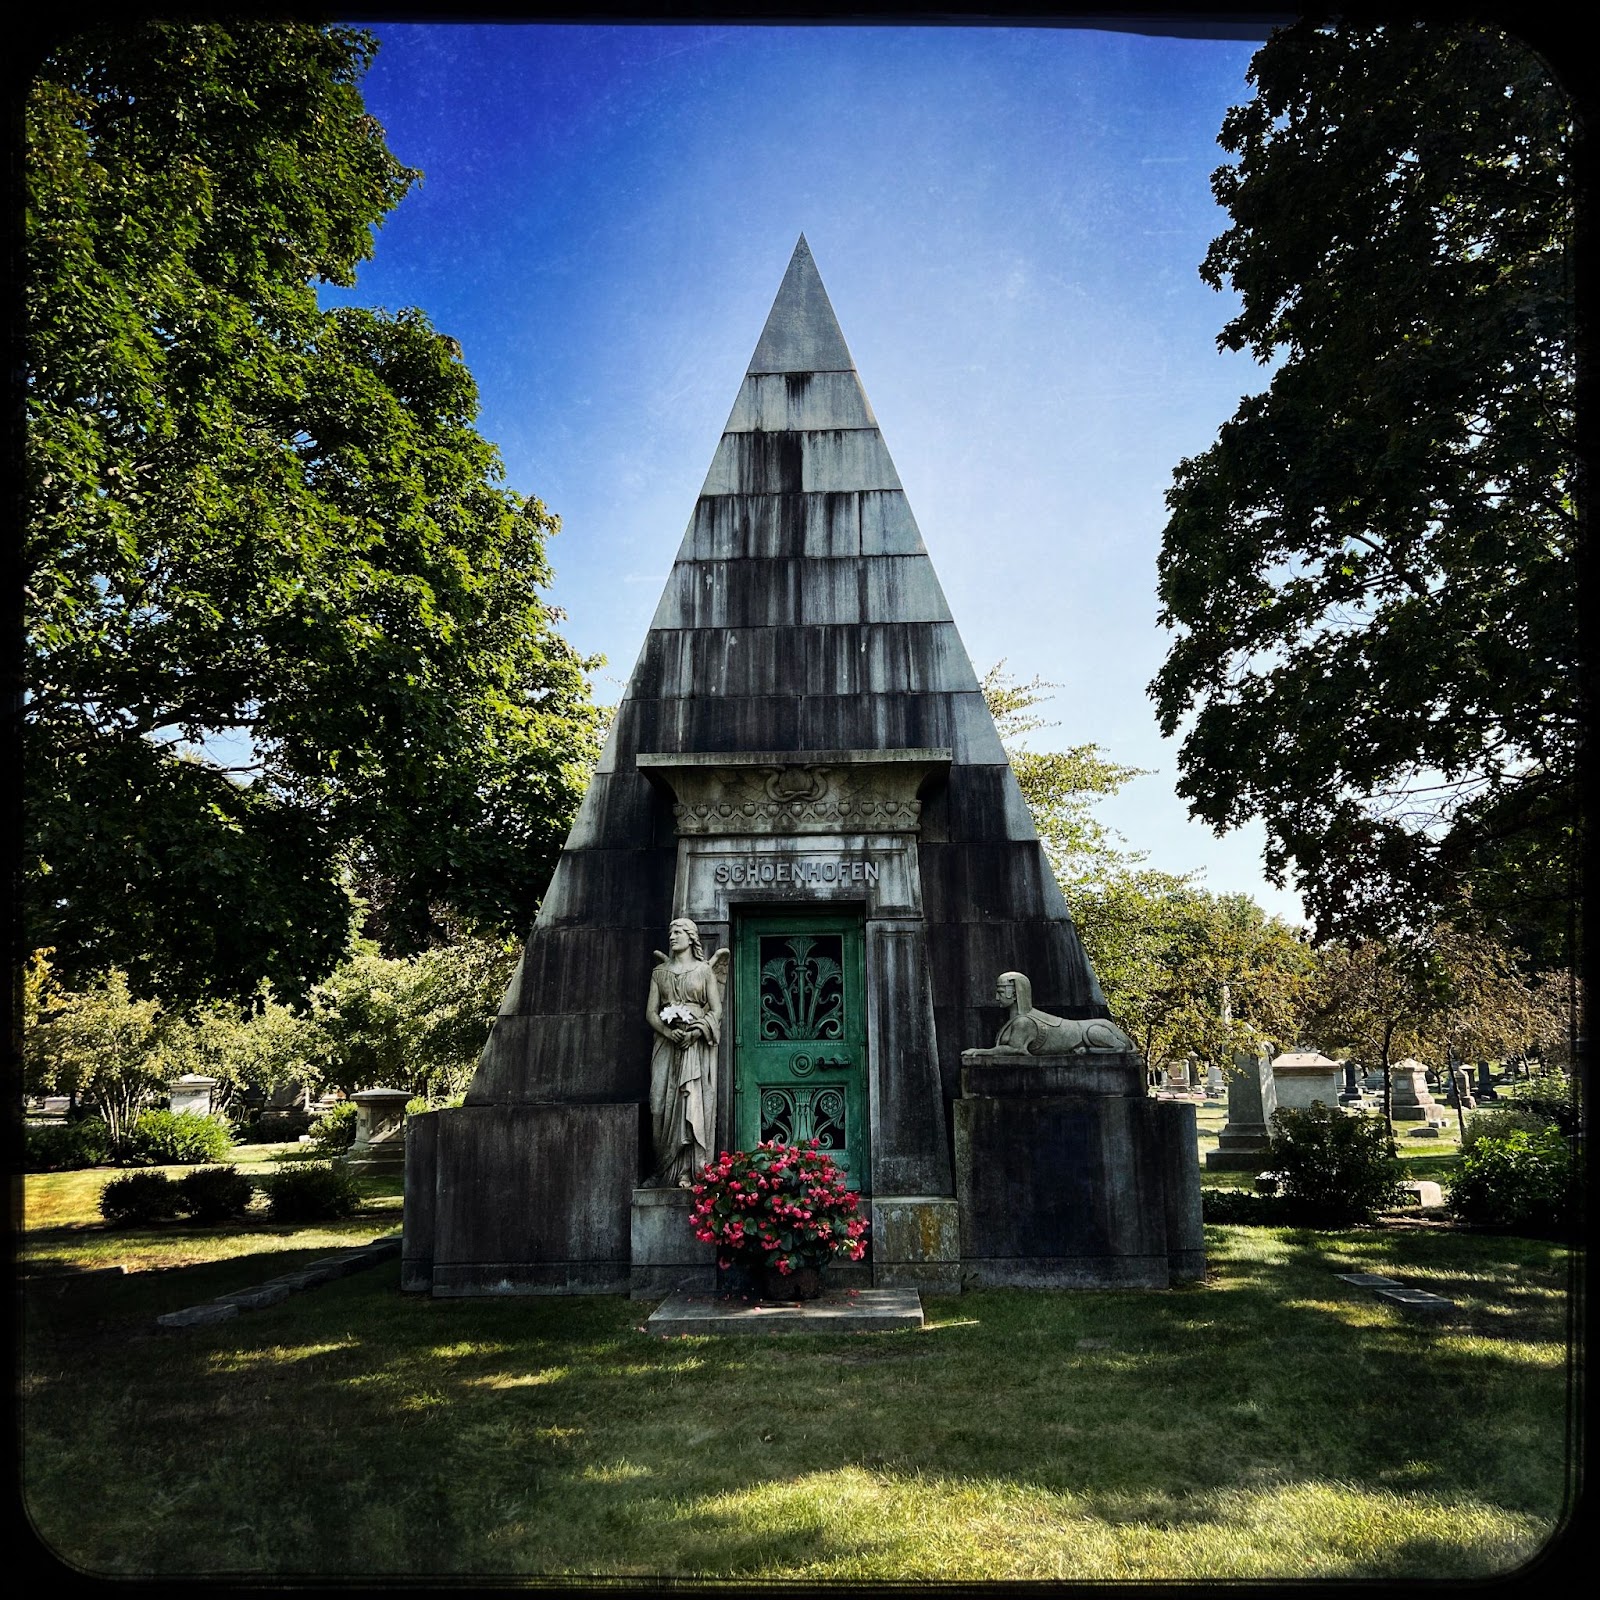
982;667;1312;1066
304;932;515;1099
1305;923;1576;1134
1073;878;1313;1075
25;20;602;1007
982;664;1147;894
23;963;167;1146
1150;20;1577;960
155;987;316;1116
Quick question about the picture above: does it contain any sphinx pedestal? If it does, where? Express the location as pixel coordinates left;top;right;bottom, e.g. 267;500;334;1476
953;1052;1204;1289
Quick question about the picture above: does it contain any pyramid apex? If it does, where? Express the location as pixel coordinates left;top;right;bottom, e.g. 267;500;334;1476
747;236;855;374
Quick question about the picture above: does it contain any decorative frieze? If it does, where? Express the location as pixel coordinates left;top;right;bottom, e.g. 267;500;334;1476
638;747;949;837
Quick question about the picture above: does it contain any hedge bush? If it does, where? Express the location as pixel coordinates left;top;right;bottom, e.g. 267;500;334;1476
1200;1188;1283;1226
174;1165;256;1223
1500;1079;1583;1136
1448;1124;1579;1235
259;1162;361;1222
24;1119;112;1172
308;1099;358;1156
1462;1105;1560;1153
100;1170;183;1226
1265;1103;1405;1226
124;1109;232;1167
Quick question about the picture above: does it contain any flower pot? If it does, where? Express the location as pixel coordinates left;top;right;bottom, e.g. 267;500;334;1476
756;1262;826;1303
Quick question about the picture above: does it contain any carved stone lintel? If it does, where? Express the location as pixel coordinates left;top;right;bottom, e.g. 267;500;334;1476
637;748;950;836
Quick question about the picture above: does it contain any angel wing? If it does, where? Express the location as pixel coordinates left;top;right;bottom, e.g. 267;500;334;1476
652;950;668;967
709;947;731;995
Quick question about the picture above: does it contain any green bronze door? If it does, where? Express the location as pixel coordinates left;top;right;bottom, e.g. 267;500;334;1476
734;911;869;1192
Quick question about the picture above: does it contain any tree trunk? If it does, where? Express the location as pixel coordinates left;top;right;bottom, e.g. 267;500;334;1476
1380;1021;1397;1155
1448;1047;1468;1142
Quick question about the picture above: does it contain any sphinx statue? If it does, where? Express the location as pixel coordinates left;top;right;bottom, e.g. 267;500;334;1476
967;970;1135;1057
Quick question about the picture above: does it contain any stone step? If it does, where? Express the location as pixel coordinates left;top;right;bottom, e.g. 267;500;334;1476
646;1286;924;1336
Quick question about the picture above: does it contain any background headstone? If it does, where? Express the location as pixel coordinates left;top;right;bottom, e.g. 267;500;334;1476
1389;1059;1447;1125
168;1074;218;1118
1269;1051;1342;1111
1206;1050;1277;1170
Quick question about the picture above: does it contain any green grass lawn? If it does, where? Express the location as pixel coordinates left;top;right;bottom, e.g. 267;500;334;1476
20;1142;1576;1582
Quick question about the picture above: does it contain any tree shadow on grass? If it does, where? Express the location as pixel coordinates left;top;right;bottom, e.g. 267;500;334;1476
19;1225;1577;1580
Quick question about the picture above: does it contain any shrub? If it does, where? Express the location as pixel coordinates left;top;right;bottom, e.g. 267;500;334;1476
235;1108;313;1144
1462;1105;1560;1153
100;1170;183;1226
1448;1125;1579;1235
174;1165;256;1223
1201;1188;1284;1225
124;1109;232;1167
1501;1078;1583;1136
308;1099;358;1155
24;1118;112;1172
259;1161;361;1222
1265;1103;1405;1226
405;1092;465;1117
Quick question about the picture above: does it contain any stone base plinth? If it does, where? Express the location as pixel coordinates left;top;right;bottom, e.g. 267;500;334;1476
630;1186;716;1298
403;1102;637;1296
1205;1126;1272;1170
344;1139;406;1174
961;1054;1145;1099
955;1052;1203;1289
869;1196;961;1292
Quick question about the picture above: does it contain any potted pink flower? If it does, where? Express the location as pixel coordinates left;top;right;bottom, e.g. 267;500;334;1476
688;1140;868;1301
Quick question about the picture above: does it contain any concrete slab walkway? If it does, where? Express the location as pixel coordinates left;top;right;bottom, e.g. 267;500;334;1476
155;1233;401;1330
647;1287;923;1336
1335;1270;1456;1318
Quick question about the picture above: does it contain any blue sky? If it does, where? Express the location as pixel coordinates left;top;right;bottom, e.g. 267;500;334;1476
325;20;1306;923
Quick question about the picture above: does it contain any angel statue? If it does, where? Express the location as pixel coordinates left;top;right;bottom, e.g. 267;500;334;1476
645;917;730;1186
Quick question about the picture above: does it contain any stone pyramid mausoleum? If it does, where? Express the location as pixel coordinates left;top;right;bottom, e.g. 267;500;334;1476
403;237;1203;1297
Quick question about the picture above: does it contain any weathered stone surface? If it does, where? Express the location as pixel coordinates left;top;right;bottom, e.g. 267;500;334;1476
1206;1051;1277;1170
724;370;876;433
1155;1100;1205;1281
954;1091;1180;1289
157;1302;240;1329
746;236;857;374
642;749;948;837
168;1073;218;1117
350;1086;410;1166
214;1284;291;1310
402;1111;439;1293
428;1104;636;1296
1374;1286;1455;1317
864;925;951;1196
869;1197;961;1292
859;490;927;556
919;763;1038;845
415;235;1120;1297
646;1287;924;1335
1390;1060;1447;1124
1270;1052;1342;1111
630;1186;716;1297
675;833;924;924
960;1052;1145;1099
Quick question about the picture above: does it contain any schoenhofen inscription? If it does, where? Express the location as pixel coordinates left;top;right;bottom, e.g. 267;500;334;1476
714;855;883;887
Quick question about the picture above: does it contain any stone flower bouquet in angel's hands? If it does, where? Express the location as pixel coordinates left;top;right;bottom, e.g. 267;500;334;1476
689;1141;868;1285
